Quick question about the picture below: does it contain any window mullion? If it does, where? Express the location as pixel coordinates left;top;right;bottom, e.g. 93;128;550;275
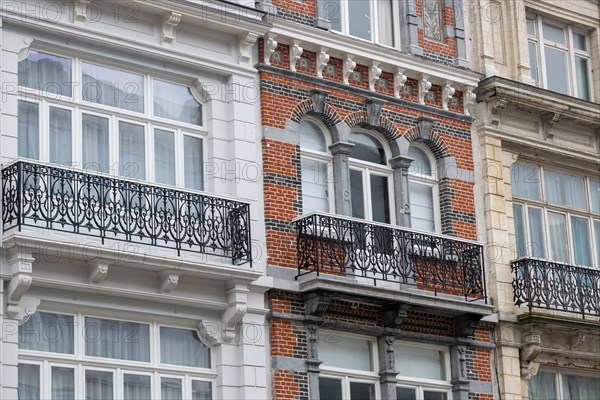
537;16;548;89
566;25;576;97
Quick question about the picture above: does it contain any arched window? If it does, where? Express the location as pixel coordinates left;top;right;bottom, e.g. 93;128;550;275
300;119;333;214
349;131;393;224
407;145;439;232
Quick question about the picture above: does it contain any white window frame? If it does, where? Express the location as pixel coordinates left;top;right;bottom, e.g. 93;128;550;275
407;143;441;233
17;311;216;400
526;15;594;101
511;162;600;268
17;49;208;190
395;341;453;400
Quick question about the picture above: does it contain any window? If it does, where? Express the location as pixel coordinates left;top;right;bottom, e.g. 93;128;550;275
511;162;599;268
395;343;451;400
349;131;393;224
407;145;439;232
300;119;333;214
18;312;213;400
529;369;600;400
17;50;205;189
325;0;398;47
318;332;379;400
526;15;592;101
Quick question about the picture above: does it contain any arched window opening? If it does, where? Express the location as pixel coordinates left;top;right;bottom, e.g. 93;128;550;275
407;145;439;232
299;119;333;214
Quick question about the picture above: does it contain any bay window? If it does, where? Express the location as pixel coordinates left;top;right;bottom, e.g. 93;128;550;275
18;311;213;400
526;15;593;101
17;50;205;189
395;343;451;400
511;162;599;268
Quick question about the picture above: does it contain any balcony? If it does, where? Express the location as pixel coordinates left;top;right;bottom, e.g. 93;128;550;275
295;213;486;302
512;258;600;318
1;160;252;265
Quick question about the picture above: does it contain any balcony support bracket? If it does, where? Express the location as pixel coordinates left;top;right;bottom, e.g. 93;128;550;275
383;303;411;329
520;324;542;380
3;250;38;322
454;314;482;339
89;261;111;284
222;282;249;341
304;291;331;317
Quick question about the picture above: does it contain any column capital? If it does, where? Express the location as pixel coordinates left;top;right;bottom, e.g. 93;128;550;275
329;141;355;156
389;155;414;171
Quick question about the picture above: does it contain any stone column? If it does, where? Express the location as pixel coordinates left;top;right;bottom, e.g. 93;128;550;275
306;323;323;400
389;155;414;227
329;142;355;217
450;343;470;400
378;335;398;400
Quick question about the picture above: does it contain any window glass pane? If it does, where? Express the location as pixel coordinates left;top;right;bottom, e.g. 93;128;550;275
183;136;204;190
160;327;211;368
86;370;113;400
409;182;435;232
528;371;556;400
319;333;373;371
348;0;371;40
161;378;182;400
84;317;150;362
542;22;565;44
154;129;176;186
49;107;72;165
325;0;341;32
526;17;536;36
370;175;390;224
123;374;151;400
154;80;202;126
301;158;329;214
82;63;144;112
350;382;376;400
571;216;592;266
378;0;394;46
192;381;212;400
82;114;109;173
544;47;569;95
119;122;145;179
319;377;343;400
52;367;75;400
19;312;74;354
548;212;569;263
544;170;586;209
351;169;365;219
300;120;327;152
408;147;432;176
527;207;546;259
513;204;526;258
396;387;417;400
18;50;72;96
19;364;40;400
424;391;448;400
510;162;540;200
395;344;446;380
575;56;591;101
573;32;587;51
562;374;600;400
590;180;600;213
594;220;600;269
350;133;386;165
18;100;40;160
528;41;539;85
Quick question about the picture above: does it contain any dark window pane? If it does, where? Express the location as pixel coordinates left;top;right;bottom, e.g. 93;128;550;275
396;386;417;400
351;169;365;219
18;364;40;400
350;382;376;400
319;377;343;400
370;175;390;223
424;391;448;400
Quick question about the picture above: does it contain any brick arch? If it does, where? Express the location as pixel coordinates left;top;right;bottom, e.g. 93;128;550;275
290;99;343;128
343;111;401;143
404;126;449;160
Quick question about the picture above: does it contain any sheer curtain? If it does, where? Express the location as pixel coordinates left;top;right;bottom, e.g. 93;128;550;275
85;318;150;362
161;378;182;400
528;371;557;400
571;216;592;266
153;80;202;126
409;182;435;232
544;170;586;209
154;129;176;185
119;122;145;179
82;62;144;113
18;100;40;160
52;367;75;400
510;162;541;200
547;212;568;263
301;158;329;213
318;334;373;371
86;370;113;400
19;312;74;354
18;364;40;400
184;136;204;191
123;374;151;400
160;327;211;368
50;107;72;165
377;0;394;46
192;381;212;400
82;114;109;173
18;50;72;96
513;204;526;258
563;373;600;399
395;345;445;381
527;207;546;259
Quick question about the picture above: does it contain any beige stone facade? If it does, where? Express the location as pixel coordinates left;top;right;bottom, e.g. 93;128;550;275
469;0;600;399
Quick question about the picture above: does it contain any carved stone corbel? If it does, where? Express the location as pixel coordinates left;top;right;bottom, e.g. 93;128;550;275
16;38;34;62
393;68;407;98
89;261;110;284
542;112;561;140
520;324;542;380
489;98;507;127
569;329;589;351
238;32;259;65
159;270;180;294
316;47;330;79
464;85;477;116
382;303;410;328
343;55;357;85
290;41;303;72
311;88;329;114
416;116;436;140
161;12;182;44
197;320;222;346
442;81;456;111
365;98;386;127
369;62;382;92
4;251;35;321
454;314;482;338
74;0;92;24
304;291;331;317
263;34;278;65
222;283;248;342
418;74;432;104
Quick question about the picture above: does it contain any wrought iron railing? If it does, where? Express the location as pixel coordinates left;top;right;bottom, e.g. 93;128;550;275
2;161;252;265
295;213;486;301
512;258;600;318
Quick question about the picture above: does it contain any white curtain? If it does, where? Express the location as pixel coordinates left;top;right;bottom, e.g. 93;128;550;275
184;136;204;191
19;312;74;354
571;216;592;266
18;364;40;400
154;129;176;185
510;162;541;200
191;381;212;400
82;62;144;113
301;158;329;214
590;180;600;213
18;50;71;96
527;207;546;259
84;318;150;362
318;333;373;371
82;114;109;173
563;373;600;399
161;378;182;400
395;344;445;381
299;120;327;152
575;56;591;100
548;212;569;263
513;204;526;258
377;0;394;46
119;122;146;179
544;46;569;95
544;170;586;209
160;327;211;368
18;100;39;160
51;367;75;400
123;374;151;400
49;107;72;165
153;80;202;126
85;370;113;400
409;182;435;232
528;371;557;400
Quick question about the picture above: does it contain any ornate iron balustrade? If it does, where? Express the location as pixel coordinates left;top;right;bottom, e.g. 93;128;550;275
512;258;600;318
2;161;252;265
295;213;486;301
